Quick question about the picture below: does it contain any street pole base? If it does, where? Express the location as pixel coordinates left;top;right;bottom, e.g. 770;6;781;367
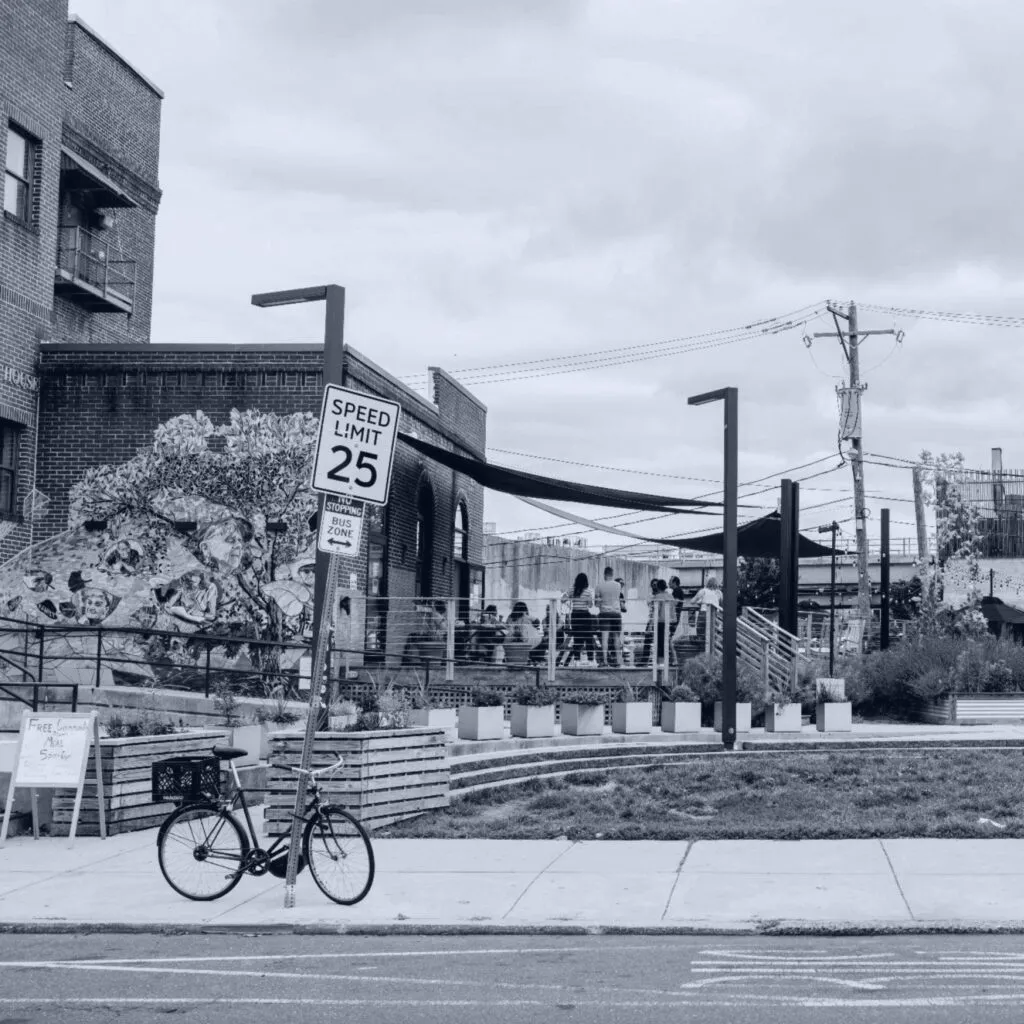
283;884;296;909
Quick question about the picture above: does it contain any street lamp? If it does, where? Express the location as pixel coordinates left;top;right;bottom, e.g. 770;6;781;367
251;284;346;910
817;521;838;676
687;387;738;751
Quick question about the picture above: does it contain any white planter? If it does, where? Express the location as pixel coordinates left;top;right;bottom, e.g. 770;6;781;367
765;703;803;733
611;701;652;735
229;724;263;766
661;702;701;733
510;703;555;738
713;701;752;733
408;707;458;730
816;701;853;732
560;702;604;736
457;704;505;740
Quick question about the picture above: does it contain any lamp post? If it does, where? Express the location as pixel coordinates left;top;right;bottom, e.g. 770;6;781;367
817;521;838;676
688;387;738;751
251;284;345;910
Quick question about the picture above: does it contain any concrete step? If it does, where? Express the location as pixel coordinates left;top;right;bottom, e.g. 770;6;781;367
451;747;722;790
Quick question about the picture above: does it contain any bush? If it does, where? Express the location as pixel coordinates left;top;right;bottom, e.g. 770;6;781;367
667;682;699;702
678;653;722;703
467;687;504;707
560;689;605;706
104;711;180;738
616;681;651;703
511;684;557;707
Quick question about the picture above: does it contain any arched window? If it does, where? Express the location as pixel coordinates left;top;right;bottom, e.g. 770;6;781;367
453;500;468;562
415;479;435;597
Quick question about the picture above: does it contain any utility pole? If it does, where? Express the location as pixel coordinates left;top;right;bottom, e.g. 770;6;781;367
912;466;929;563
810;302;898;648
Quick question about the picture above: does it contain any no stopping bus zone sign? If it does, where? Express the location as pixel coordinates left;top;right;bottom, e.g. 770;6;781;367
311;385;401;506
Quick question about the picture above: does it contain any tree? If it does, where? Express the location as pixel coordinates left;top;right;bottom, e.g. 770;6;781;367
68;409;320;646
736;557;780;609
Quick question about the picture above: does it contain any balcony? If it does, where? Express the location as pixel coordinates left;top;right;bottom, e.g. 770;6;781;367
54;225;136;314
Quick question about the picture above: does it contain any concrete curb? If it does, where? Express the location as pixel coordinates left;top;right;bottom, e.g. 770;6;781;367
4;919;1024;937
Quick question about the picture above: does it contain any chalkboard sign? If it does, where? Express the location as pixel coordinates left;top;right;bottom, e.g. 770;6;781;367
0;711;106;848
16;715;92;788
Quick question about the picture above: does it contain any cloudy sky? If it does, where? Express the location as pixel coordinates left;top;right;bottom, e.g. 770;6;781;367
69;0;1024;553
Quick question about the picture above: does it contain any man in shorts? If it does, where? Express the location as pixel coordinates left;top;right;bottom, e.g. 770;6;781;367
594;567;624;668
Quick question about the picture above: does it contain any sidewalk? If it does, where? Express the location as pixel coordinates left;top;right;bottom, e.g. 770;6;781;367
2;815;1024;935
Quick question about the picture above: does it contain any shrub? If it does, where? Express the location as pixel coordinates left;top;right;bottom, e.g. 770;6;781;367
213;682;243;729
254;693;302;725
560;689;605;706
817;682;847;703
616;681;651;703
104;711;180;738
667;682;699;702
511;684;557;707
466;687;504;707
678;653;722;703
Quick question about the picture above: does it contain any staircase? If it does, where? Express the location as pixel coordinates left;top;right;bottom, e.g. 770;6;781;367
711;606;803;691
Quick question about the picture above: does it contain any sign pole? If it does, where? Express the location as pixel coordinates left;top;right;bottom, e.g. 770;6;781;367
282;285;346;909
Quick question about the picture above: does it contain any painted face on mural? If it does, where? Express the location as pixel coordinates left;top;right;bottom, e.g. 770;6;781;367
78;587;113;624
296;564;315;588
197;518;252;572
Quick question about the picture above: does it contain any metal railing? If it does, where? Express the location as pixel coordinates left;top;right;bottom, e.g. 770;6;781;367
55;225;136;308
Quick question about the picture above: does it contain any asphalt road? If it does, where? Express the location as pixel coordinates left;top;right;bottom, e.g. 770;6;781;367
1;932;1023;1023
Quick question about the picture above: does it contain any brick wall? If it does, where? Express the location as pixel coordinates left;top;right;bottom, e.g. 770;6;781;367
35;343;487;600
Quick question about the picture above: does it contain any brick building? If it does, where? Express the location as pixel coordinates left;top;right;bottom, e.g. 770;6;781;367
0;1;486;668
1;1;162;556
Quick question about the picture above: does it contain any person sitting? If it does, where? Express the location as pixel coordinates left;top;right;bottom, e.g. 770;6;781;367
470;604;506;662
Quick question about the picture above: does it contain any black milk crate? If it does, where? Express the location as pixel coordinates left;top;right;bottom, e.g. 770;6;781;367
152;756;221;804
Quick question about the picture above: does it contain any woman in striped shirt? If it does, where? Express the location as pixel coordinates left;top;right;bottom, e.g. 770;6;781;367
562;572;599;664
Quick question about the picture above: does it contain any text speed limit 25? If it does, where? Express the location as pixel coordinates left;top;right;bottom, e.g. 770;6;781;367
311;385;401;506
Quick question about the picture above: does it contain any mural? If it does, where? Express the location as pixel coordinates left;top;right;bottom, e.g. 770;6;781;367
0;409;355;691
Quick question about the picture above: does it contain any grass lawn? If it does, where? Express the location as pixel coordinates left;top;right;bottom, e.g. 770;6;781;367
379;748;1024;841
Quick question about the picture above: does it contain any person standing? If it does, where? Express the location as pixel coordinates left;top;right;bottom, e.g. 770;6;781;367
594;567;624;667
562;572;599;664
688;575;722;648
651;578;677;667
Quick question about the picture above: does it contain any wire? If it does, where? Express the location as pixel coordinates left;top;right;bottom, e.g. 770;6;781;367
487;448;720;485
400;301;828;387
859;302;1024;329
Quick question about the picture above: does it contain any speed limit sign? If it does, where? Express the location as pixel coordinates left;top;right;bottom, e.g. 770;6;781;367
311;385;401;506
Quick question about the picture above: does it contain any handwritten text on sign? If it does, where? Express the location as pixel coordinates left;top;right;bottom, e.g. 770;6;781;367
311;385;401;506
16;716;92;788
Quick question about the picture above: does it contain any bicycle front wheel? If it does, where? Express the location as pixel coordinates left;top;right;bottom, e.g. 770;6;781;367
158;804;247;901
304;806;375;905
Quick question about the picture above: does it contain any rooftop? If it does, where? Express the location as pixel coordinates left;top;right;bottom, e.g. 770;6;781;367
67;15;165;99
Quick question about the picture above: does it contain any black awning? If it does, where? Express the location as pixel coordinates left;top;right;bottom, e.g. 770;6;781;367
60;146;136;209
666;512;843;559
399;432;723;513
980;596;1024;624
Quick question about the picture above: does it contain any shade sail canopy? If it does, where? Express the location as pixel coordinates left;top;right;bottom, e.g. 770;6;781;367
979;596;1024;624
667;512;842;560
399;433;722;513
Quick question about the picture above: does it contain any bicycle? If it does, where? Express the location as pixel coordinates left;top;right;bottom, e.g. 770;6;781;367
156;743;375;905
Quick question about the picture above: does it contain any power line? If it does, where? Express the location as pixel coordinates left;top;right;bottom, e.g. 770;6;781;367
401;301;828;387
859;302;1024;329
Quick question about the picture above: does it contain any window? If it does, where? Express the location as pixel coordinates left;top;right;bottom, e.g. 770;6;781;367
0;422;19;516
453;500;468;561
4;125;35;224
414;481;435;597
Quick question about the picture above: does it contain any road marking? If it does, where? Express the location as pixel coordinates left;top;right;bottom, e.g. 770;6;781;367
0;945;631;968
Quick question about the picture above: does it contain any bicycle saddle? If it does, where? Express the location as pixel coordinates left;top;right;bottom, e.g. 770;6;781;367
211;745;248;761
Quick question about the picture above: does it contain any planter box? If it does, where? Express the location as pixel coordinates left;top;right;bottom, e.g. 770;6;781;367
51;729;230;837
661;701;701;733
266;727;449;835
503;642;533;666
560;702;604;736
510;703;555;738
457;704;505;741
713;701;752;733
816;701;853;732
611;701;652;735
408;707;457;730
229;724;263;766
259;724;302;760
765;703;803;733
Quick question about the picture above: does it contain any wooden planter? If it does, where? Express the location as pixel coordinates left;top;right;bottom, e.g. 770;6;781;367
510;703;555;738
661;702;701;733
713;701;752;733
408;707;457;730
560;702;604;736
816;701;853;732
611;701;652;735
765;703;802;733
51;729;229;837
266;727;449;835
457;705;505;741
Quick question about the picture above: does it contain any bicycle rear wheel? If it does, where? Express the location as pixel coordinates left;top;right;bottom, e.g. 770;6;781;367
158;804;247;901
303;806;375;905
